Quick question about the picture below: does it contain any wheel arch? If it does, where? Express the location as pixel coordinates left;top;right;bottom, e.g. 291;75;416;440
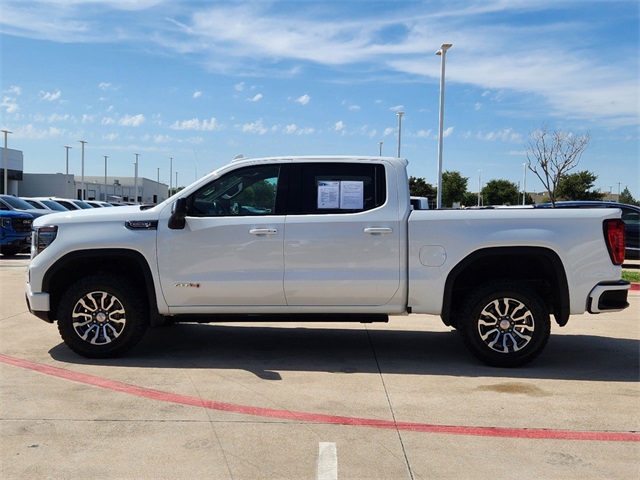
441;246;570;328
42;249;159;324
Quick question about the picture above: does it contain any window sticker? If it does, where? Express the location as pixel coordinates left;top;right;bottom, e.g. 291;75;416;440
317;181;340;209
340;181;364;209
317;180;365;209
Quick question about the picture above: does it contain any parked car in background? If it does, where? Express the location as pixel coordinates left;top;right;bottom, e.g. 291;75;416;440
535;201;640;259
0;194;53;218
86;200;114;208
47;198;94;210
1;210;33;256
22;197;69;212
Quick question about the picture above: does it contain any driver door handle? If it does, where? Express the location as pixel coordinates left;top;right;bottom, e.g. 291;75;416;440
364;227;393;235
249;228;278;236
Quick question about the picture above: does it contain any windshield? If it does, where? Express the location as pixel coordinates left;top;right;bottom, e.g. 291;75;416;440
2;196;36;209
41;200;69;211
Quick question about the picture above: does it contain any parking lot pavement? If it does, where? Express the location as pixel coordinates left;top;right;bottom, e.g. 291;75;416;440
1;255;639;480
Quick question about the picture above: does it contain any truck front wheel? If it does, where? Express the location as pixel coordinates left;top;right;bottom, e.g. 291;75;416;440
459;281;550;367
57;274;148;358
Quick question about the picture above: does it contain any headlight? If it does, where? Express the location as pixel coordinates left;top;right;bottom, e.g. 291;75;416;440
31;225;58;258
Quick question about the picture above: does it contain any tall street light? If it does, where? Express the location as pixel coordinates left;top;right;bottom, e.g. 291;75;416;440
396;111;404;158
2;130;12;195
378;141;383;156
79;140;87;200
103;156;109;202
522;162;527;205
63;146;72;198
435;43;452;209
169;157;173;194
134;153;140;204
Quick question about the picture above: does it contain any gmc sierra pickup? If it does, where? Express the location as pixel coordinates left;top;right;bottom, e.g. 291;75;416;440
26;156;630;366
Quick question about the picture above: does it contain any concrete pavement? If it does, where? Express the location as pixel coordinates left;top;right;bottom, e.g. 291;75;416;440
1;255;638;479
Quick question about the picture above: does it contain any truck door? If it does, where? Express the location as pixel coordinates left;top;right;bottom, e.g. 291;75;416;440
283;162;402;306
157;164;287;309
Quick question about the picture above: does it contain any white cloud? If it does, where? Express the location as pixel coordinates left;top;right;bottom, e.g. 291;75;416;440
284;124;297;134
8;86;22;95
41;89;61;101
416;129;432;138
383;127;394;137
119;113;145;127
193;91;202;98
98;82;112;90
348;105;361;111
390;105;404;112
443;127;454;138
334;121;345;131
1;96;19;113
101;116;116;125
241;119;268;135
234;82;245;91
170;117;219;131
248;93;263;102
103;133;119;141
296;94;310;106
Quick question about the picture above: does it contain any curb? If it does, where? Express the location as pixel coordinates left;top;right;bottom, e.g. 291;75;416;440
631;283;640;292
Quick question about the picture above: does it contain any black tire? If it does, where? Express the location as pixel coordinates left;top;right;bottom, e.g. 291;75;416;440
57;274;149;358
458;281;550;367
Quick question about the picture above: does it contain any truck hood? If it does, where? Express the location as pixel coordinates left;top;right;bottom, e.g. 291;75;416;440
32;204;162;227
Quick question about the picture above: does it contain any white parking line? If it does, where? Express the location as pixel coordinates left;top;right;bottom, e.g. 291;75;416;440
317;442;338;480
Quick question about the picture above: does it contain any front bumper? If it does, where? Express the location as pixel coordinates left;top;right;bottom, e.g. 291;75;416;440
25;280;52;323
588;281;630;313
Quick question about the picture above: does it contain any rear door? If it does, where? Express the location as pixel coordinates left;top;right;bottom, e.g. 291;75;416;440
283;162;402;306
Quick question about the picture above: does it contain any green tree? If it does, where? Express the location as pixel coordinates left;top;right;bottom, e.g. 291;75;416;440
408;177;436;199
483;179;520;205
557;171;605;201
442;171;469;208
619;187;637;205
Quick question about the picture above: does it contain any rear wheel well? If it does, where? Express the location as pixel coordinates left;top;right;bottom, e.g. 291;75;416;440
43;249;158;324
442;247;569;328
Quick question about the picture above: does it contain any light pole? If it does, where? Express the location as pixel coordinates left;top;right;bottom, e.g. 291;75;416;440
79;140;87;199
396;111;404;158
103;156;109;201
169;157;173;195
378;141;383;156
2;130;12;195
435;43;452;209
522;162;527;205
175;171;178;191
63;146;72;198
134;153;140;204
156;167;160;203
477;170;482;207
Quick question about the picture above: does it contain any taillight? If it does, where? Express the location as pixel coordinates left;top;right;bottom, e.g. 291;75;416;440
603;219;625;265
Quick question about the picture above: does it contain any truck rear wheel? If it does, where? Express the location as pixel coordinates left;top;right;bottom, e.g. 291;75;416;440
57;274;148;358
459;281;550;367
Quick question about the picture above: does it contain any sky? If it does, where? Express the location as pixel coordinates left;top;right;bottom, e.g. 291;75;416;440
1;0;638;198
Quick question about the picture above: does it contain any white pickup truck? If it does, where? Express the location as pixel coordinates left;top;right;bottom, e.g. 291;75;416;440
26;156;630;367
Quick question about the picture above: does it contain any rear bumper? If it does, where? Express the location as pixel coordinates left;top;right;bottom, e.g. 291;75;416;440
588;281;630;313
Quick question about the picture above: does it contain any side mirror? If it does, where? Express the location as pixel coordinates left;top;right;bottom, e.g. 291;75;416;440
168;198;187;230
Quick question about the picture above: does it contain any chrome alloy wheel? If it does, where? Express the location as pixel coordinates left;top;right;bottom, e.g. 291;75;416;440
71;291;127;345
477;297;535;354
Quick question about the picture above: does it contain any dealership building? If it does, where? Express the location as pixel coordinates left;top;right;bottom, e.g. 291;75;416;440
2;148;169;204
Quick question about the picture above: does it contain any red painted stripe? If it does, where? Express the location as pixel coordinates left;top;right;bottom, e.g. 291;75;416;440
1;353;638;442
630;283;639;291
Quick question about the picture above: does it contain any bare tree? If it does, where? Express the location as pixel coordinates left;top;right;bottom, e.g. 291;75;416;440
526;125;590;206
